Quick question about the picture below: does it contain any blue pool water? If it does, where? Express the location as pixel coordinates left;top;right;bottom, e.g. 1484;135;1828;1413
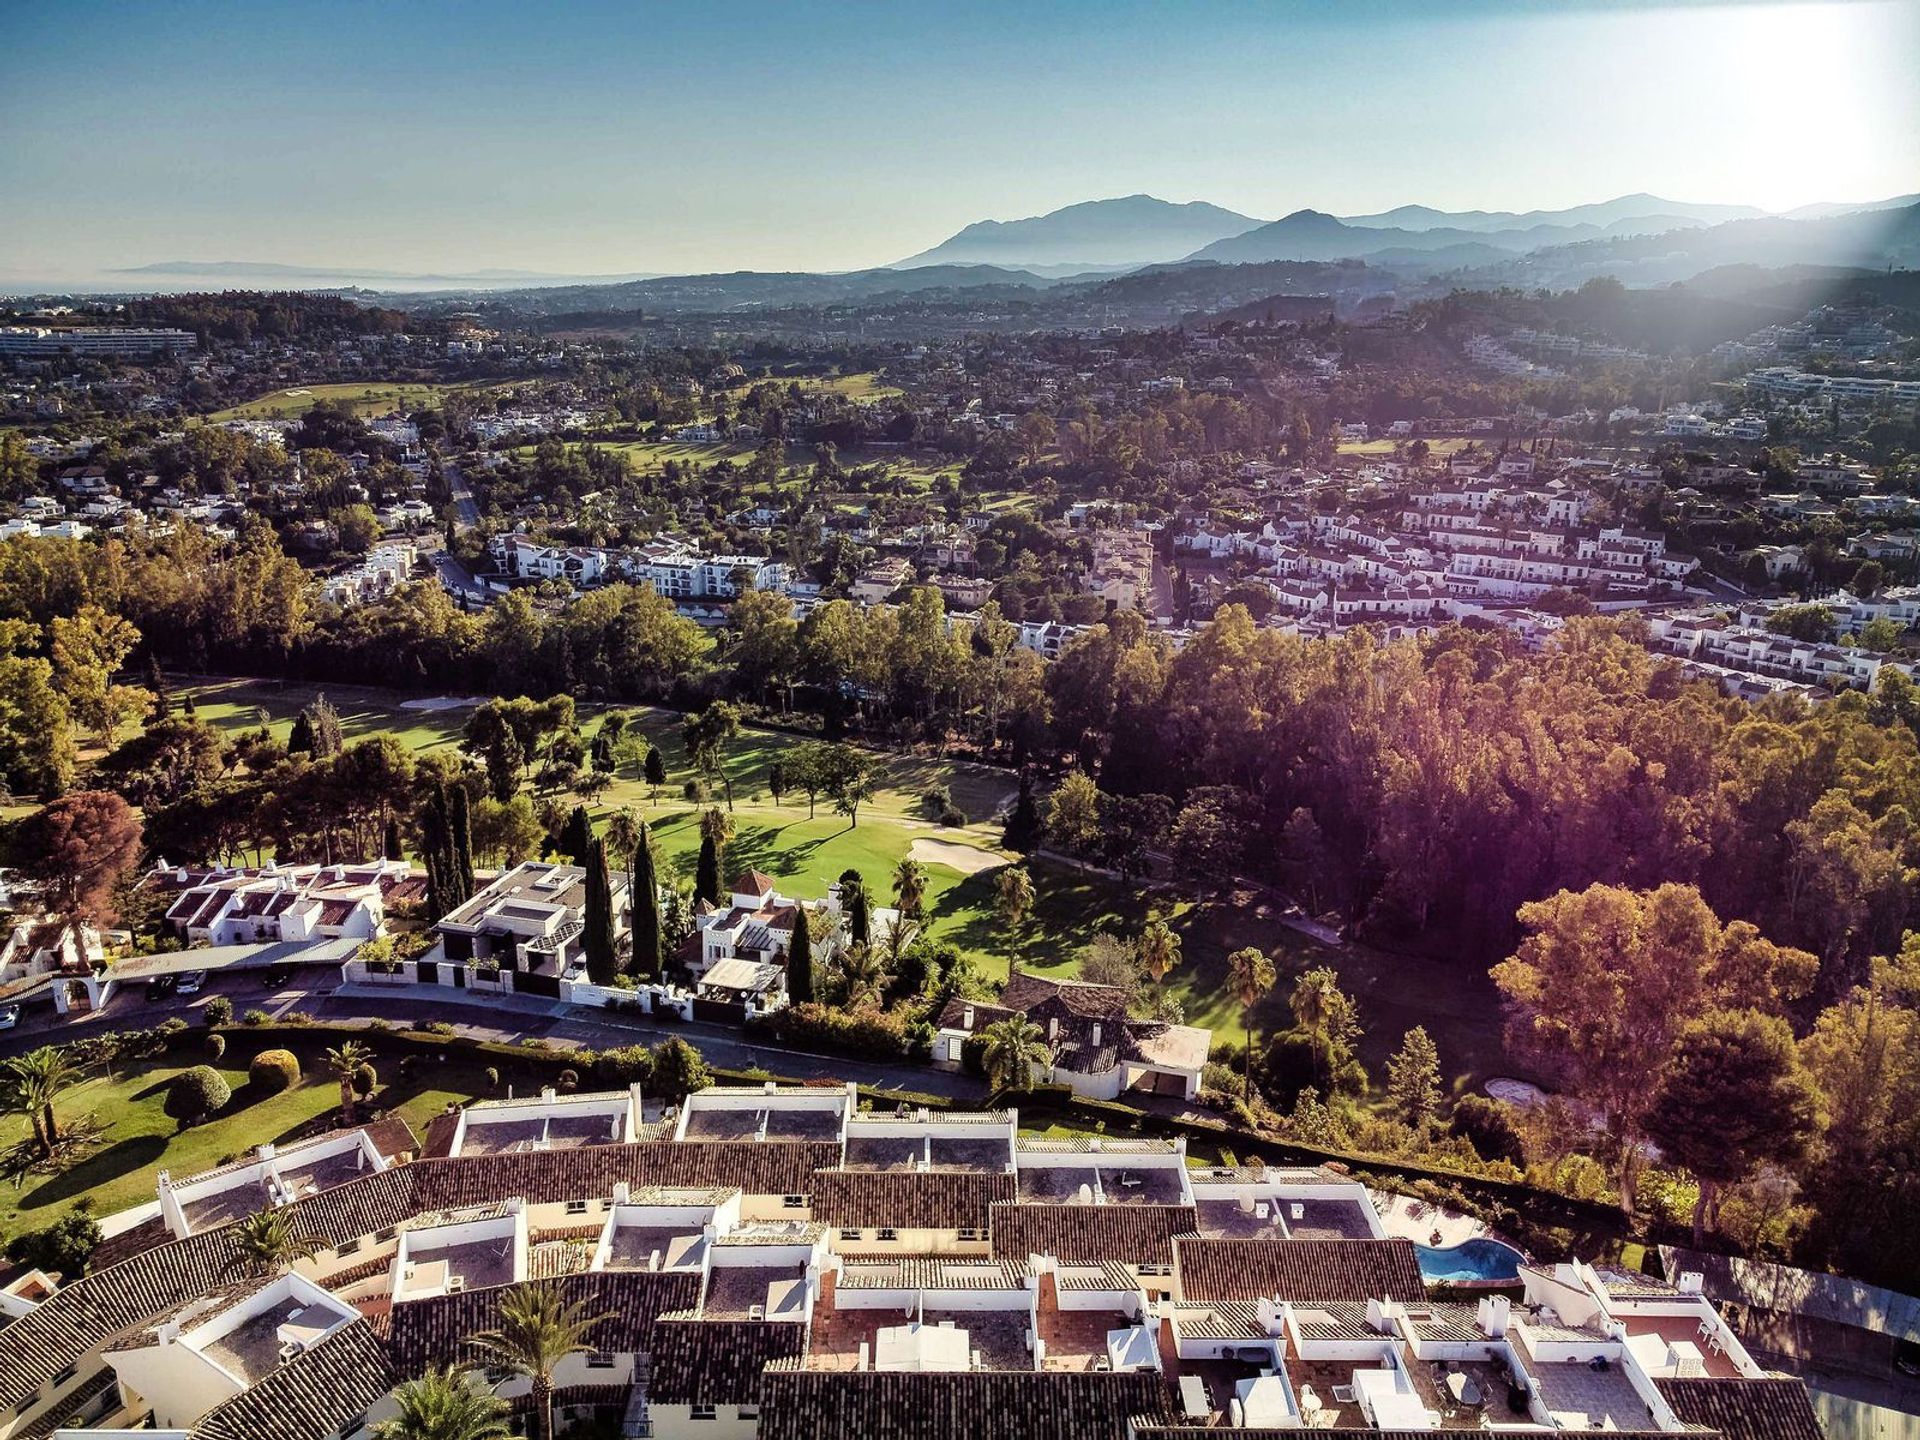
1415;1237;1525;1284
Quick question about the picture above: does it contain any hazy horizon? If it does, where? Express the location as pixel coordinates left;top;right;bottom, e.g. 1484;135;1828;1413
4;0;1917;287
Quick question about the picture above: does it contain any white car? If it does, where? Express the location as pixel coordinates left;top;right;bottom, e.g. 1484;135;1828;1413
177;970;209;995
0;1004;20;1030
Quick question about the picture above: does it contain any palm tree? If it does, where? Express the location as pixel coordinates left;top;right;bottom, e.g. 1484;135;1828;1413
1;1046;81;1156
836;942;890;1010
232;1206;324;1276
1226;947;1277;1101
1139;919;1183;984
373;1366;512;1440
981;1015;1051;1095
1288;965;1359;1089
469;1282;610;1440
326;1041;373;1125
891;857;927;921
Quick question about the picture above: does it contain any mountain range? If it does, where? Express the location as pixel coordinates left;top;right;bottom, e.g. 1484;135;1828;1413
891;192;1920;273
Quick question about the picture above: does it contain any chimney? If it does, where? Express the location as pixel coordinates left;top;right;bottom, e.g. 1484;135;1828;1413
963;1004;975;1030
1048;1017;1059;1044
1256;1297;1281;1336
540;1087;556;1101
1366;1298;1391;1334
612;1182;630;1205
1677;1271;1704;1296
1477;1295;1511;1337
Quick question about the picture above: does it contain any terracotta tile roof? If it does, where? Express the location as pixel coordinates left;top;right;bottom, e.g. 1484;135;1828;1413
87;1214;173;1270
1135;1432;1683;1440
812;1168;1015;1230
190;1318;396;1440
734;870;777;897
385;1271;700;1372
1657;1376;1825;1440
999;973;1131;1019
1172;1237;1426;1303
837;1258;1027;1291
990;1202;1197;1266
649;1315;806;1404
757;1369;1169;1440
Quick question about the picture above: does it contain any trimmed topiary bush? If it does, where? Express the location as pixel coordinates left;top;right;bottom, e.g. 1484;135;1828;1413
351;1062;377;1098
165;1066;231;1128
249;1048;301;1095
203;1032;227;1061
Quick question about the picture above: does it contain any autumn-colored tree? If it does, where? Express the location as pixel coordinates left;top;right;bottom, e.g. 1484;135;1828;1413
14;791;143;923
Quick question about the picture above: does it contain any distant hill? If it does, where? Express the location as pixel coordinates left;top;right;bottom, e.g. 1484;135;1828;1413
445;262;1068;315
111;260;662;291
1338;193;1765;233
891;195;1264;271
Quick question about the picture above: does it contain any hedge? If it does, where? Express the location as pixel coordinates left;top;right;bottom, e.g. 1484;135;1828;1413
249;1049;302;1095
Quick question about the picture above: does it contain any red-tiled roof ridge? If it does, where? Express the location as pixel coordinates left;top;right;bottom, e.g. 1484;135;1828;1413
1172;1236;1426;1303
1656;1375;1825;1440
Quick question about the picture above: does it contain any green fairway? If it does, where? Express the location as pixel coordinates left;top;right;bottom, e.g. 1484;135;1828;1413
0;1050;493;1246
204;381;487;422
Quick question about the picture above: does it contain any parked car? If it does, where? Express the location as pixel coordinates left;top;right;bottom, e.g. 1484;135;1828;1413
145;974;178;1001
0;1003;19;1030
177;970;209;995
260;965;294;989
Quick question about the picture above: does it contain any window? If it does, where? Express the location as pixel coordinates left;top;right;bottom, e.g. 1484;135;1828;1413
876;1228;899;1242
565;1199;590;1215
337;1235;362;1256
957;1228;984;1242
782;1195;806;1209
585;1352;615;1369
841;1229;864;1243
739;1406;759;1420
691;1404;717;1420
14;1393;40;1418
51;1364;76;1387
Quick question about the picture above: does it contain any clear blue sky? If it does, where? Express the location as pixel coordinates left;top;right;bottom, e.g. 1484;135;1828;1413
3;0;1916;282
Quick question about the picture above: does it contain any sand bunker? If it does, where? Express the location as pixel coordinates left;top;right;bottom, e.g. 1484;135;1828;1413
399;695;488;712
909;837;1003;875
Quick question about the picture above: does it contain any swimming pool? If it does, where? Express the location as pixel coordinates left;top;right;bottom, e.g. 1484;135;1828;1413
1415;1237;1525;1285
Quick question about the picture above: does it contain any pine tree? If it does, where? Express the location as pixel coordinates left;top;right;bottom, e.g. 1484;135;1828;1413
787;904;813;1004
583;837;617;985
383;817;402;861
694;833;720;907
644;746;666;798
307;695;344;759
288;710;316;757
630;819;661;979
1386;1026;1443;1132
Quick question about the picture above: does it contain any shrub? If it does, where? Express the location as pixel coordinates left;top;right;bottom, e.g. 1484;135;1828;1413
165;1066;231;1127
747;1003;907;1063
592;1045;653;1087
483;1066;501;1090
204;1032;227;1061
202;995;233;1027
960;1033;989;1077
419;1020;456;1037
157;1016;190;1046
1449;1095;1525;1166
279;1011;312;1026
351;1062;377;1098
939;806;966;828
650;1036;711;1103
249;1049;301;1095
241;1008;270;1026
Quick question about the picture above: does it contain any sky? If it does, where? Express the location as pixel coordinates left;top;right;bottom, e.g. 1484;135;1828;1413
2;0;1917;285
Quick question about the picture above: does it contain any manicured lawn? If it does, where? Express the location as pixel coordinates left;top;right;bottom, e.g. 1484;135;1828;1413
1335;436;1478;459
203;381;490;423
0;1045;495;1247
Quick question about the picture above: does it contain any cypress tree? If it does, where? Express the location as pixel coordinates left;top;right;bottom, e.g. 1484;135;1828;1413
561;805;592;866
288;710;315;757
844;877;870;947
644;746;666;798
1003;773;1041;852
583;837;616;985
450;783;475;901
695;832;720;907
383;817;402;861
787;904;813;1004
630;820;661;979
147;655;171;720
421;787;453;920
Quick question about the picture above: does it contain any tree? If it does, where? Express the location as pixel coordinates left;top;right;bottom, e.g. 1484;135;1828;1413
829;753;877;829
0;644;78;797
982;1014;1051;1093
1227;947;1278;1100
372;1366;512;1440
296;694;345;759
643;745;666;799
682;701;743;809
1289;966;1363;1091
1139;919;1182;984
50;604;147;743
1386;1026;1443;1133
994;865;1035;930
232;1206;324;1276
1493;882;1816;1210
694;831;721;907
767;760;787;804
892;857;927;921
840;872;871;947
788;904;814;1004
1167;787;1249;890
650;1035;711;1102
0;1046;84;1162
14;791;142;923
469;1283;611;1440
165;1066;231;1129
5;1209;101;1278
1045;769;1102;853
1646;1008;1818;1243
626;817;661;979
1002;773;1043;852
326;1040;374;1125
470;794;542;866
583;836;617;985
1858;616;1905;653
559;804;593;866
